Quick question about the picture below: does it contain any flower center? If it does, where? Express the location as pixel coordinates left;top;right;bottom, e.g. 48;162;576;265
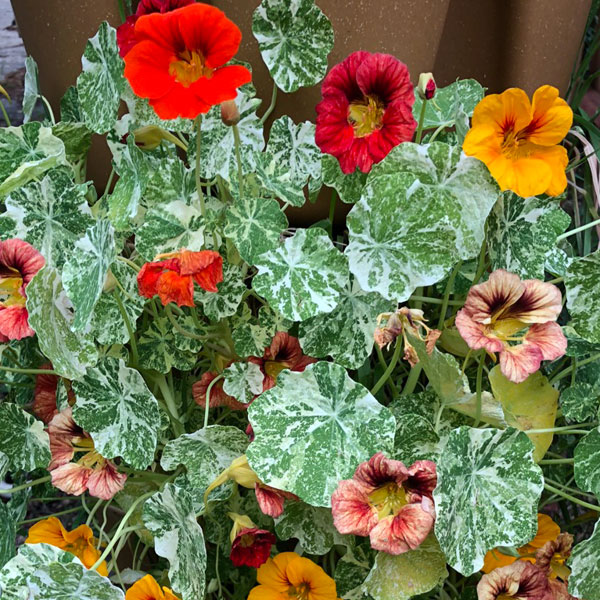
0;274;25;307
238;533;255;548
288;582;311;600
264;360;288;380
64;536;91;558
486;318;528;343
169;49;214;87
500;127;530;159
347;95;385;138
368;481;408;519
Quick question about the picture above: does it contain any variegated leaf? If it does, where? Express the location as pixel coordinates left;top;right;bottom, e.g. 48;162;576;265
195;263;246;321
22;56;39;124
565;250;600;344
574;428;600;498
322;154;367;204
222;361;264;404
569;519;600;600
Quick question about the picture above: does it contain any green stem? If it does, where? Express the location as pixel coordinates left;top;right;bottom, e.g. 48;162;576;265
0;365;58;376
156;375;184;437
539;458;574;465
474;352;484;427
194;115;206;218
40;96;56;125
545;477;597;499
375;346;399;396
415;99;428;144
18;506;82;526
1;475;51;494
409;295;463;306
438;261;462;329
86;497;104;526
526;422;597;434
328;189;337;235
204;374;224;429
556;216;600;242
550;353;600;384
114;289;138;367
0;100;11;126
402;363;423;396
260;82;278;124
232;124;244;198
472;237;488;285
165;304;205;341
116;255;140;272
544;482;600;512
371;339;402;395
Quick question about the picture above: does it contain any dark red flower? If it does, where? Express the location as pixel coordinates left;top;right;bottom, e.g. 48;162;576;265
315;51;416;174
123;3;252;119
230;527;277;568
33;364;59;424
137;249;223;307
192;369;247;411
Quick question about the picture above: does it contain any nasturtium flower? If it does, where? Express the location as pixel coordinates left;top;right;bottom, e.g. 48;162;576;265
331;452;437;555
0;238;45;342
123;3;252;119
463;85;573;198
228;512;276;568
535;532;574;583
33;364;60;424
455;269;567;383
477;561;554;600
47;408;126;500
125;574;180;600
315;51;416;174
248;552;338;600
26;517;108;575
137;249;223;307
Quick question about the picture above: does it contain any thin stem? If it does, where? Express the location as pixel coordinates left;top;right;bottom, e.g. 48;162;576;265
474;352;485;427
116;255;140;272
545;477;597;499
156;375;185;437
409;295;463;306
204;374;224;429
402;363;423;396
371;339;402;395
544;482;600;512
18;506;82;526
539;458;574;465
0;365;58;376
328;189;337;234
260;83;278;124
550;353;600;384
415;99;428;144
86;497;104;526
438;261;462;329
0;475;51;495
0;100;11;126
165;304;204;341
556;216;600;242
232;124;244;198
40;96;56;125
114;289;138;367
194;115;206;218
472;237;488;285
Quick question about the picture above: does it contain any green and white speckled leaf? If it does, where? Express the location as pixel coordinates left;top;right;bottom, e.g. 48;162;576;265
143;483;206;600
247;361;396;506
574;428;600;497
322;154;367;204
62;220;116;331
566;250;600;344
22;56;39;124
0;122;67;195
254;153;307;207
488;193;570;279
195;263;246;321
391;412;440;464
26;266;98;380
0;451;8;480
252;0;333;93
222;362;264;404
346;142;499;302
564;325;600;358
137;317;198;374
299;279;392;369
253;228;349;321
76;22;125;134
60;86;82;122
198;91;264;181
231;304;292;358
569;520;600;600
136;200;205;262
412;79;484;129
433;427;543;575
0;502;15;569
0;403;50;472
224;195;288;264
89;261;145;345
0;168;94;267
561;383;600;423
71;358;160;468
144;156;195;207
108;136;150;231
52;122;93;164
161;425;248;507
275;501;349;554
362;536;448;600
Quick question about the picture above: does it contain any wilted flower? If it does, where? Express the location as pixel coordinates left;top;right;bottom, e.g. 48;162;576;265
47;408;126;500
228;512;276;568
26;517;108;575
535;533;574;582
248;552;338;600
123;3;251;119
463;86;572;198
137;249;223;307
455;270;567;383
477;561;554;600
125;574;180;600
316;51;416;174
417;72;436;100
0;239;45;341
331;452;437;555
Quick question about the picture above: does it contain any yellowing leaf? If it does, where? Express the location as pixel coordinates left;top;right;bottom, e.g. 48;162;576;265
489;366;558;462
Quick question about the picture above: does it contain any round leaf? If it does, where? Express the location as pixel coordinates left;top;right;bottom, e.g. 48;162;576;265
566;250;600;344
574;428;600;498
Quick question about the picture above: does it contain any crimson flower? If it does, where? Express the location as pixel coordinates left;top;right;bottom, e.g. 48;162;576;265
0;239;45;342
331;453;437;555
228;513;276;568
315;51;416;174
123;3;252;119
137;249;223;307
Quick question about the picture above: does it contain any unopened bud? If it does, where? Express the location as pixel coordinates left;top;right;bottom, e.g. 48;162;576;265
103;269;118;293
220;100;240;126
133;125;183;150
417;73;436;100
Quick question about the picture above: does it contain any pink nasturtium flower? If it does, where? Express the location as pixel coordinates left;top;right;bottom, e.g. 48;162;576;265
0;239;45;342
48;408;126;500
455;269;567;383
331;453;437;555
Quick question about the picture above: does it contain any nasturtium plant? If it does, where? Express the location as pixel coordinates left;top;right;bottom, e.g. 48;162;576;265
565;249;600;343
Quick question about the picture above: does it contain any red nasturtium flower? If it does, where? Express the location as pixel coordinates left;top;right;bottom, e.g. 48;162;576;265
48;408;126;500
315;51;417;174
123;3;252;119
0;239;44;342
137;249;223;307
331;452;437;555
228;512;276;568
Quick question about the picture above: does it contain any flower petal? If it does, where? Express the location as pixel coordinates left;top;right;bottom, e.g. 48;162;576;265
528;144;568;197
87;462;127;500
26;516;69;549
255;483;296;518
331;479;377;536
156;271;194;307
0;305;34;340
471;88;532;133
0;239;45;285
405;460;437;499
477;561;553;600
523;322;567;362
179;250;223;292
321;51;368;100
230;528;276;568
256;552;297;590
356;53;414;106
189;65;251;107
455;309;504;354
123;39;175;99
125;574;167;600
526;86;573;146
499;344;544;384
285;555;337;600
507;279;562;324
51;462;92;496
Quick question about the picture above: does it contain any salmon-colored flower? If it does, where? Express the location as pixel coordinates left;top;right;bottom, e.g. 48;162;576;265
478;561;554;600
33;364;60;424
463;86;572;198
316;51;416;174
0;239;45;341
248;552;338;600
137;249;223;307
123;3;252;119
331;452;437;555
228;512;276;568
456;270;567;383
26;517;108;575
125;574;180;600
47;408;126;500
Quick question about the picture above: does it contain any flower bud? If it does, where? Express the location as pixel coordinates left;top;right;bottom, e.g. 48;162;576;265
133;125;184;150
103;269;118;293
417;72;436;100
220;99;240;126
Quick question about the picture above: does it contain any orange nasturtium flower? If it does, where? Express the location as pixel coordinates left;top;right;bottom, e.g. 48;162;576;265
123;3;251;119
26;517;108;576
126;574;180;600
462;85;572;198
248;552;338;600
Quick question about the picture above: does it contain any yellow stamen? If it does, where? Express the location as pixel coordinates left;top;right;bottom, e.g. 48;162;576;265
169;49;213;87
500;127;530;160
264;360;288;380
368;482;408;519
288;582;311;600
348;94;385;138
